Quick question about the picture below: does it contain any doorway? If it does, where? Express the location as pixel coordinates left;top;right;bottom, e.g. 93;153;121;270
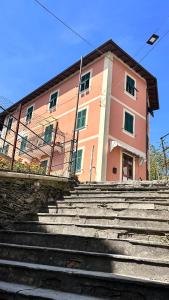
122;152;134;181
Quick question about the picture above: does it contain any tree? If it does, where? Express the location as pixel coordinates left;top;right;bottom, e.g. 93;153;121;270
149;145;166;180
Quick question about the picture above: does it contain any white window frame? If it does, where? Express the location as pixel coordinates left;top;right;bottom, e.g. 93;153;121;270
48;90;59;112
76;106;89;131
80;70;92;94
25;104;34;123
124;72;137;100
74;147;85;175
123;109;135;138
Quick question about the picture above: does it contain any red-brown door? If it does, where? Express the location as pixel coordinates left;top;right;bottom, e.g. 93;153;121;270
122;153;133;181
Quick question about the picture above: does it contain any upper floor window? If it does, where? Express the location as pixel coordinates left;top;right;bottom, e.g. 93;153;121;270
80;72;90;92
49;91;58;110
44;124;53;144
7;117;13;132
26;106;33;123
76;109;87;130
124;111;134;135
125;75;136;97
20;136;28;154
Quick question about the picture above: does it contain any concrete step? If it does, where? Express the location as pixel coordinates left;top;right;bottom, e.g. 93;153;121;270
0;242;169;282
32;213;169;229
70;190;169;197
75;185;169;191
0;259;169;299
51;201;169;210
0;280;103;300
1;230;169;259
65;195;169;201
12;221;169;242
41;206;169;218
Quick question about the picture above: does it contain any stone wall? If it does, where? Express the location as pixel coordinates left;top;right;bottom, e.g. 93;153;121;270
0;171;74;229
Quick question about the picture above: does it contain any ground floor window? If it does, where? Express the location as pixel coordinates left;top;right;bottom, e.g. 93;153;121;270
72;149;83;172
40;160;48;173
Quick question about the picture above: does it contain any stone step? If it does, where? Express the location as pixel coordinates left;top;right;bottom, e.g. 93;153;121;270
75;185;169;191
1;230;169;259
40;207;169;218
51;201;169;210
0;242;169;282
0;259;169;299
32;213;169;229
12;221;169;242
0;280;102;300
70;190;169;197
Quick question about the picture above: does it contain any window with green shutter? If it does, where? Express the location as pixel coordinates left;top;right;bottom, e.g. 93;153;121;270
126;75;135;96
124;112;134;134
20;136;27;154
76;109;86;130
3;143;9;155
72;149;83;172
80;72;90;92
44;124;53;144
7;117;13;132
49;92;58;110
40;160;48;173
26;106;33;123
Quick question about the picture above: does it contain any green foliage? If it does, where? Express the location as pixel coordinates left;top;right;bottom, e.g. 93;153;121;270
150;145;165;180
0;156;46;175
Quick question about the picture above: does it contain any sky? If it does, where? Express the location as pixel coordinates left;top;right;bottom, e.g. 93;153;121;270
0;0;169;148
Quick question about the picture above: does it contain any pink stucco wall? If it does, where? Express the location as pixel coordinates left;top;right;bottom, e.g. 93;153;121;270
106;56;147;181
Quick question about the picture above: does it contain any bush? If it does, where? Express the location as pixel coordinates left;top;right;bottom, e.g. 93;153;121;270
0;156;46;175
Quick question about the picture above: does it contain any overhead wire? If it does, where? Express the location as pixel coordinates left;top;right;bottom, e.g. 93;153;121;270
33;0;169;103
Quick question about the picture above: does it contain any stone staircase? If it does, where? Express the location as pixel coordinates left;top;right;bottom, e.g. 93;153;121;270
0;181;169;299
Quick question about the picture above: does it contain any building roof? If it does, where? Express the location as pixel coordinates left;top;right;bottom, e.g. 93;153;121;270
1;39;159;119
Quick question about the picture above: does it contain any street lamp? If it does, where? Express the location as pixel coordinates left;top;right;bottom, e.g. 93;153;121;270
146;34;159;45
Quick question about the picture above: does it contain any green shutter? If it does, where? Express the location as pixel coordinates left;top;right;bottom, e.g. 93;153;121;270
26;106;33;122
44;124;53;143
126;76;135;96
49;92;58;109
20;136;27;153
124;112;133;134
72;149;83;172
76;109;86;130
7;117;13;131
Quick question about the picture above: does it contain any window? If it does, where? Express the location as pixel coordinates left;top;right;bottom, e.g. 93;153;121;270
3;143;9;155
20;136;28;154
126;75;136;97
49;91;58;110
80;72;90;92
72;149;83;172
26;106;33;123
124;111;134;134
7;117;13;132
76;109;87;130
40;160;48;173
44;124;53;144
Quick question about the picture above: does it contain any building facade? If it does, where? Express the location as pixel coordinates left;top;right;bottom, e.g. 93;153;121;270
0;40;159;182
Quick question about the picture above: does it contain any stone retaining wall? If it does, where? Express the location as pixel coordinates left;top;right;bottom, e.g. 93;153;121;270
0;171;74;228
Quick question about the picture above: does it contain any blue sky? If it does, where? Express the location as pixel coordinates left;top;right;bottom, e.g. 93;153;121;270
0;0;168;147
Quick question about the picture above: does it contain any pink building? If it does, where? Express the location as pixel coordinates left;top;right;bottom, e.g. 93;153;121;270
0;40;159;182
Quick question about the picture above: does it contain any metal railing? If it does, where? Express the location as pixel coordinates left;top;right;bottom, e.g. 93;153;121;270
160;133;169;176
0;105;78;178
